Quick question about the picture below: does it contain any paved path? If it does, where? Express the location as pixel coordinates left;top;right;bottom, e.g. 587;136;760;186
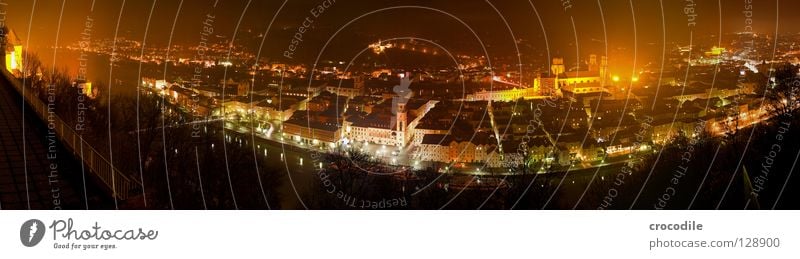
0;76;108;209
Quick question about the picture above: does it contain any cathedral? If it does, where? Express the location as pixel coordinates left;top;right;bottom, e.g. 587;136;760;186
545;54;609;95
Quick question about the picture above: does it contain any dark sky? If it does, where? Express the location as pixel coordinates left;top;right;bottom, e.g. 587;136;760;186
2;0;797;65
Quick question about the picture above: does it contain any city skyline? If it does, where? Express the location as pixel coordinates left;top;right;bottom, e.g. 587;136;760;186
5;1;800;64
0;0;799;210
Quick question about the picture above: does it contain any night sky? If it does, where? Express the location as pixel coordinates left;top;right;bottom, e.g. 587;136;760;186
2;0;797;65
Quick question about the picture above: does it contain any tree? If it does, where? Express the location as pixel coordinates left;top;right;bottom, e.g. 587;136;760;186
765;64;800;119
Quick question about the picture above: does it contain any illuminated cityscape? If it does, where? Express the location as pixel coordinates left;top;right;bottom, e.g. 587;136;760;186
0;0;799;209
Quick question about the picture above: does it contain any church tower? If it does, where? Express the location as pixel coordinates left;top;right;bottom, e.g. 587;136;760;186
395;102;408;146
396;102;407;133
391;73;412;146
588;54;599;73
599;56;609;83
550;58;565;76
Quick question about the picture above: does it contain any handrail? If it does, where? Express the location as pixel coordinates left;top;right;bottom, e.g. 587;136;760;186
1;66;141;200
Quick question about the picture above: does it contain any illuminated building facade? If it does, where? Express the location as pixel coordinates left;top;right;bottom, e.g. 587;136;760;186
414;133;525;168
346;98;435;148
465;55;609;102
348;116;404;147
282;119;342;149
553;55;609;94
467;87;539;102
220;78;251;97
75;81;96;99
324;77;365;98
4;29;23;76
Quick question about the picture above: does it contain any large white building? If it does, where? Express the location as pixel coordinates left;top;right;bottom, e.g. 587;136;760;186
324;77;365;98
550;55;609;95
464;55;610;102
347;99;436;148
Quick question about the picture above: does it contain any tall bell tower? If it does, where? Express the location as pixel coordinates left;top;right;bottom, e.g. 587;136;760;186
392;73;412;146
396;102;407;133
550;58;565;76
599;56;609;83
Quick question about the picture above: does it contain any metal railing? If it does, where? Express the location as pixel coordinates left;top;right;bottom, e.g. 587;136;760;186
2;68;140;200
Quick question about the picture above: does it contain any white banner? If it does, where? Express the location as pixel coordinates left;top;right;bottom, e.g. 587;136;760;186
0;211;796;258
